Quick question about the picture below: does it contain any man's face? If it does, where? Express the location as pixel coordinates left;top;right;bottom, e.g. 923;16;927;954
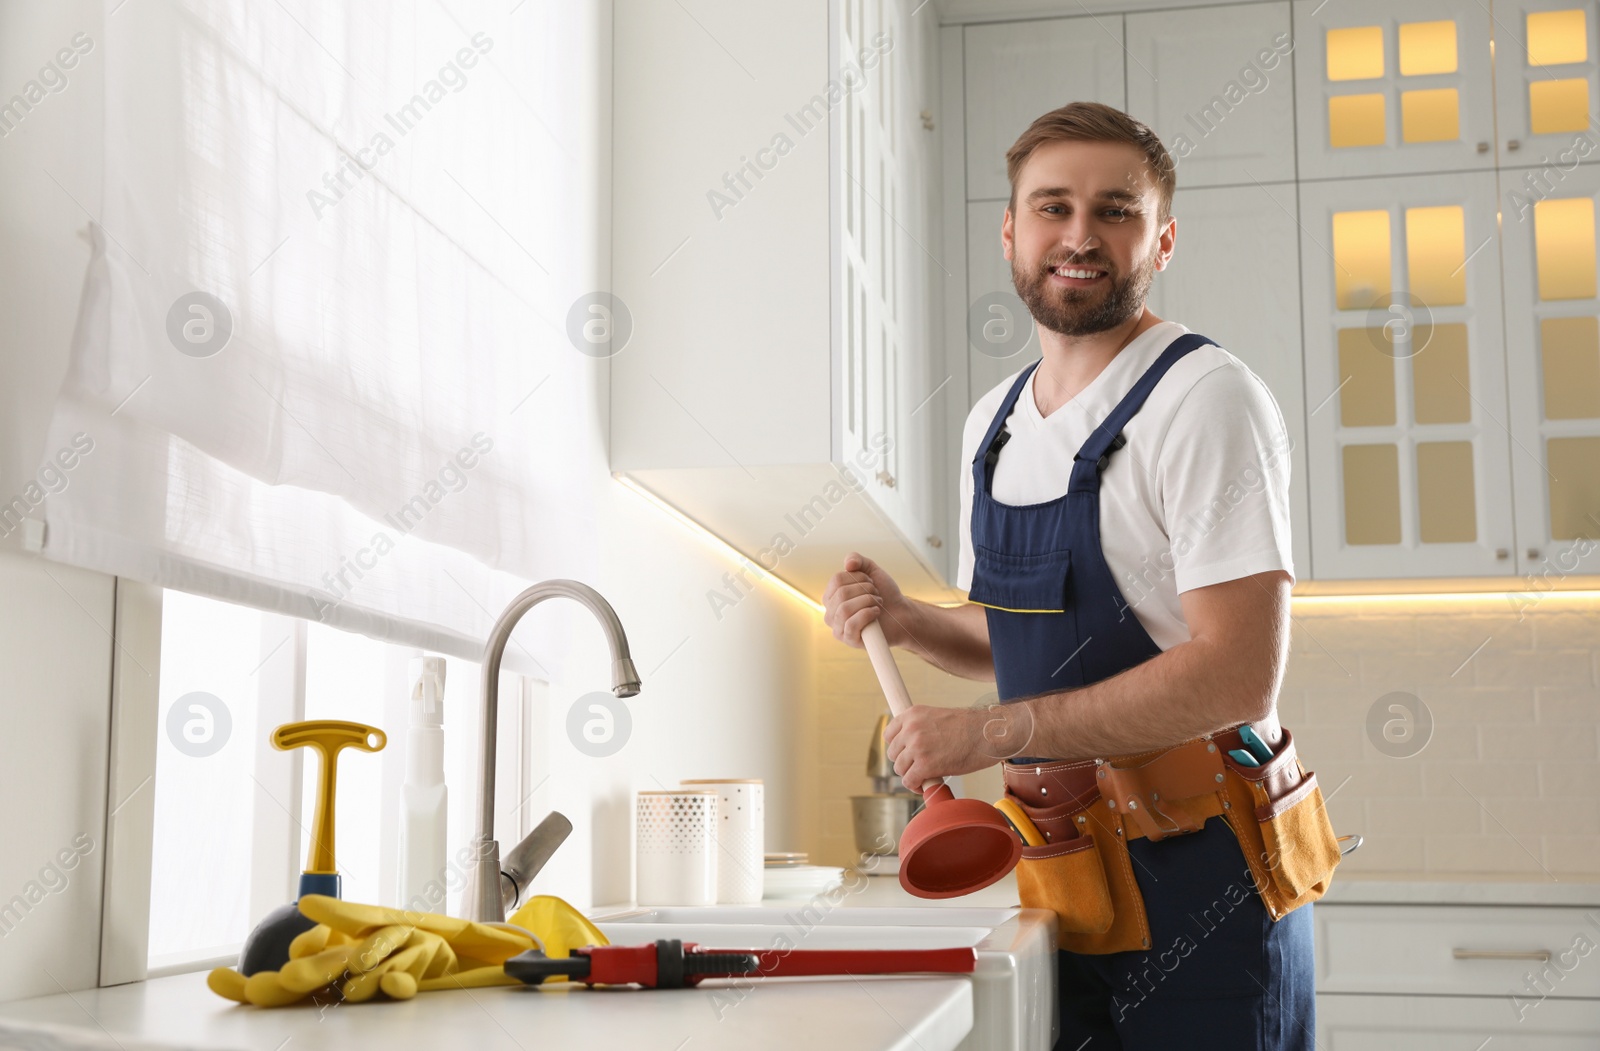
1003;139;1175;337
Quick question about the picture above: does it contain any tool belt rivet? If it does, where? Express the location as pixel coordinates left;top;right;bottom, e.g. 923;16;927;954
1077;816;1086;824
1214;773;1224;782
1223;801;1231;809
1040;787;1048;796
1150;792;1159;801
1127;799;1138;810
1207;743;1217;753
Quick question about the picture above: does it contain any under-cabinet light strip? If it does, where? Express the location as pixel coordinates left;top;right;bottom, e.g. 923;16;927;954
615;475;826;614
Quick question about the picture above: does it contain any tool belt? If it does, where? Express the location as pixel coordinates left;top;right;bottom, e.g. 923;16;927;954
996;726;1341;955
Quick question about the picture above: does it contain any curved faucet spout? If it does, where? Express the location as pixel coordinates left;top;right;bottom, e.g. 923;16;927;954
469;579;641;922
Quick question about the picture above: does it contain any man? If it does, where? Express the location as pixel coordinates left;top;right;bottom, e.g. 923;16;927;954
823;102;1319;1049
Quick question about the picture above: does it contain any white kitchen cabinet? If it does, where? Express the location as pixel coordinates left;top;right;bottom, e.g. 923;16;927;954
962;16;1126;203
1317;994;1600;1047
1125;2;1297;188
611;0;955;599
1293;0;1497;180
1501;161;1600;577
1492;0;1600;167
1142;181;1311;580
1315;902;1600;1046
1299;171;1516;578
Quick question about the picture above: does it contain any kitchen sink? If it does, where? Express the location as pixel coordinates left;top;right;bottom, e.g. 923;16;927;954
590;902;1055;1050
596;905;1020;927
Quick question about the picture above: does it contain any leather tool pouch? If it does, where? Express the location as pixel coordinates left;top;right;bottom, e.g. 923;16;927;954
1002;769;1149;955
1216;727;1342;919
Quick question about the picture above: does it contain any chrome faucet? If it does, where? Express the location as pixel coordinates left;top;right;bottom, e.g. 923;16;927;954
467;579;641;922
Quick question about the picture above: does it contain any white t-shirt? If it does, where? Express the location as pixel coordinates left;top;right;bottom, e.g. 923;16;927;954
957;321;1294;652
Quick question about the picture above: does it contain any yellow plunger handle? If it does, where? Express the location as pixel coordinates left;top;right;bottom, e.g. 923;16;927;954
272;720;386;876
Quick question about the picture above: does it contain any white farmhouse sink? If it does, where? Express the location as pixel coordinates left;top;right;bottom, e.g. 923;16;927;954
590;902;1056;1050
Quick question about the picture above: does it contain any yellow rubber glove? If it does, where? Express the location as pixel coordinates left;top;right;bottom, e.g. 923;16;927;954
506;894;610;983
207;896;537;1007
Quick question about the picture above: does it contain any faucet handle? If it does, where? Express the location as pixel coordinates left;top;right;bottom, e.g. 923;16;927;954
499;811;574;913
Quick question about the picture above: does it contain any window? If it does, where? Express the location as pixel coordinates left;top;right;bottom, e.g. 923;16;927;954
148;590;545;972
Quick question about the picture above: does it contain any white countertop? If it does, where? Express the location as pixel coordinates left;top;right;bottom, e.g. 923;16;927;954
0;969;972;1051
0;872;1000;1051
1320;872;1600;907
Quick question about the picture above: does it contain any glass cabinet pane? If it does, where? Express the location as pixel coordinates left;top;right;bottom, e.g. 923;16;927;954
1339;328;1398;426
1399;20;1458;75
1535;198;1598;301
1344;443;1404;545
1416;440;1477;542
1526;9;1588;66
1406;205;1467;305
1529;78;1590;133
1328;25;1386;80
1541;316;1600;419
1547;436;1600;539
1413;323;1472;423
1334;209;1392;308
1330;93;1388;147
1401;88;1460;142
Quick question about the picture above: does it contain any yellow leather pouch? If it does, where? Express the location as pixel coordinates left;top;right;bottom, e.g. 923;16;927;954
1219;729;1341;919
1002;787;1148;953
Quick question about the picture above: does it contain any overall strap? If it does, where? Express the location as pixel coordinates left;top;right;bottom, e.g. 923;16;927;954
973;360;1043;492
1067;332;1218;495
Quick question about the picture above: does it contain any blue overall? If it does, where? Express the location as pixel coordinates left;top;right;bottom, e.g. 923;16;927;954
966;332;1315;1050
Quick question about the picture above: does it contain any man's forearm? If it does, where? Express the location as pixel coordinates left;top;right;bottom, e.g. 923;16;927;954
882;600;994;682
1010;632;1279;760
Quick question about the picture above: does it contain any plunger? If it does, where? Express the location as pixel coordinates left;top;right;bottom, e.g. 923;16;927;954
860;621;1022;898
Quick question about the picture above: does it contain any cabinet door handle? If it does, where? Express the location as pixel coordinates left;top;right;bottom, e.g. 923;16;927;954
876;470;896;488
1508;139;1522;151
926;535;943;549
1527;548;1542;561
1452;948;1552;961
1477;141;1490;153
1495;548;1510;560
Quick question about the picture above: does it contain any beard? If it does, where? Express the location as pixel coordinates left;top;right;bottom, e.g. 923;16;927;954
1012;246;1158;337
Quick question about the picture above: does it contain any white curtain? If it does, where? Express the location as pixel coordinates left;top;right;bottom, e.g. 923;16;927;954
42;0;605;658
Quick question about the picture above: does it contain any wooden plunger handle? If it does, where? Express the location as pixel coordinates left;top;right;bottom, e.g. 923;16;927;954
860;620;944;796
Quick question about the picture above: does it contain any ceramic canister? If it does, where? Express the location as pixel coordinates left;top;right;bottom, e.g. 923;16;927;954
681;779;764;905
636;790;718;907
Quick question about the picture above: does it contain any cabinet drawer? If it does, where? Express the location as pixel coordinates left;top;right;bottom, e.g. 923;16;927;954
1319;993;1600;1047
1317;904;1600;998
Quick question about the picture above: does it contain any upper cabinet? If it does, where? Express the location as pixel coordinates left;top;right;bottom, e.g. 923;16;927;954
1501;163;1600;576
1493;0;1600;164
1125;2;1297;187
962;17;1126;201
1294;0;1497;179
611;0;954;600
1299;172;1516;579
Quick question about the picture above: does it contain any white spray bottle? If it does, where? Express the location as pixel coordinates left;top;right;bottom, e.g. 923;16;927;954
398;655;447;911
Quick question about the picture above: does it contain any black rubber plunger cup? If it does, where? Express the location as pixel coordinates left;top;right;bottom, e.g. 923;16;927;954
860;622;1022;898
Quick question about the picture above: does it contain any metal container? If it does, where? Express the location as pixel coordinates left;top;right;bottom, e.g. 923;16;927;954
850;793;922;858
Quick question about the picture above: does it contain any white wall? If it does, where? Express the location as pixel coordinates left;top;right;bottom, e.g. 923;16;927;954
0;0;116;1004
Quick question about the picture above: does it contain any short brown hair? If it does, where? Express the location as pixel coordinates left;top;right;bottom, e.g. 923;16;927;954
1005;102;1175;223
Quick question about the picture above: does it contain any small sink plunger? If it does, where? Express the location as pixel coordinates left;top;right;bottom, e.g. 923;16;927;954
860;621;1022;898
237;720;386;975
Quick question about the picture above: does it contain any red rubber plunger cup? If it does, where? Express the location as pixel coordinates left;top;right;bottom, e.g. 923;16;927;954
860;621;1022;898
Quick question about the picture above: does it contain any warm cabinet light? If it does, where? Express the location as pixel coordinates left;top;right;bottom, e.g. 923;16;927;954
1405;205;1467;305
1333;209;1392;308
1329;93;1387;148
615;475;825;614
1327;25;1385;81
1534;198;1597;301
1527;9;1588;66
1398;20;1458;76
